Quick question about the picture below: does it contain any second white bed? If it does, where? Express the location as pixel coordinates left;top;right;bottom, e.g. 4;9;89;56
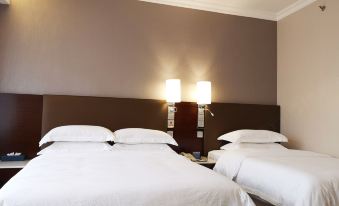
212;148;339;206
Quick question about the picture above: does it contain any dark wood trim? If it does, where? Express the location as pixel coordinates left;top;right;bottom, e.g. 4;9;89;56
0;93;43;159
174;102;202;153
0;168;22;188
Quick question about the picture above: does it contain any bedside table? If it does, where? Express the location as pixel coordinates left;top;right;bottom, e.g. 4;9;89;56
0;160;30;188
181;153;216;169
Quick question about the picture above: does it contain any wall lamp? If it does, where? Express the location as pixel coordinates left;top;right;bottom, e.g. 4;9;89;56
166;79;181;129
196;81;214;117
196;81;214;144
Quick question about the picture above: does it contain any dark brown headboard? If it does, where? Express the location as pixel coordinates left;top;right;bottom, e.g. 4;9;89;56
0;93;279;158
41;95;203;153
42;95;168;135
204;103;280;155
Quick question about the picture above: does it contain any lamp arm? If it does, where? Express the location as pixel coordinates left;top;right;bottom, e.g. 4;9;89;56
199;104;214;117
205;106;214;117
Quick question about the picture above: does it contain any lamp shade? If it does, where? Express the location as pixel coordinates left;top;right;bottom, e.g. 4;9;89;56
196;81;211;105
166;79;181;103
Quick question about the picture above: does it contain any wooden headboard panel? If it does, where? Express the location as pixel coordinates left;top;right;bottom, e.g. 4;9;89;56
41;95;203;153
0;93;279;157
42;95;168;135
204;103;280;155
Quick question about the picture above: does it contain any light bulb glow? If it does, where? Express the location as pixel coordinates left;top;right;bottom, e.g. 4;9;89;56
166;79;181;103
196;81;211;105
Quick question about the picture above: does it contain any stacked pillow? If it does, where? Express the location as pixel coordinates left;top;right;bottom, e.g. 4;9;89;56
113;128;177;145
38;126;178;155
112;128;177;151
38;125;115;155
39;125;115;146
218;130;288;151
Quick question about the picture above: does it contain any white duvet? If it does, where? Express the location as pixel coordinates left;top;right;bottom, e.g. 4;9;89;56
214;149;339;206
0;151;254;206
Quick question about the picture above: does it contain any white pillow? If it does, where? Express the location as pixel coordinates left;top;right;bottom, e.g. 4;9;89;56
112;143;174;152
220;143;287;151
114;128;178;146
217;130;288;143
37;142;112;155
39;125;115;146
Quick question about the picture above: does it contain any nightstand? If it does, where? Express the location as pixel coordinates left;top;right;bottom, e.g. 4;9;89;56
0;160;30;188
181;153;216;169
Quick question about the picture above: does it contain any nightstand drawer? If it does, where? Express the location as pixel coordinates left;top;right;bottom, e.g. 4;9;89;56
0;168;21;188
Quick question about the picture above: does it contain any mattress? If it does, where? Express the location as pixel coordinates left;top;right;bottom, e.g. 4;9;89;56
0;150;254;206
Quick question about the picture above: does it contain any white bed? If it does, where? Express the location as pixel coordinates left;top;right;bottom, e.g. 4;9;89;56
213;148;339;206
0;150;254;206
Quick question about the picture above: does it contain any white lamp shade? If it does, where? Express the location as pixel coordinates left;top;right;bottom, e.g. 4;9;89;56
166;79;181;103
196;81;211;105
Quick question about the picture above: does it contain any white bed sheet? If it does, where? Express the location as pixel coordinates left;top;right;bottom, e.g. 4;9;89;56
214;149;339;206
0;151;254;206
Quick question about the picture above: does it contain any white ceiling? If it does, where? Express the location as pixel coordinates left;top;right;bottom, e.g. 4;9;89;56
140;0;317;21
0;0;316;20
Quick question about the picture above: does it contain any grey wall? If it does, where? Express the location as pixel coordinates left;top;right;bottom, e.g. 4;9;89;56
278;0;339;157
0;0;277;104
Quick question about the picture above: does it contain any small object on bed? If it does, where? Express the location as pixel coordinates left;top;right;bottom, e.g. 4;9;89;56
1;153;25;161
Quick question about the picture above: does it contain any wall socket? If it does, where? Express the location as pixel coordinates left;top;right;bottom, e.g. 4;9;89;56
197;131;204;138
168;119;174;128
168;109;175;120
197;107;205;128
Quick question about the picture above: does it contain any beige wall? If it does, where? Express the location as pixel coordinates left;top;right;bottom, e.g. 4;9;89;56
278;0;339;157
0;0;277;104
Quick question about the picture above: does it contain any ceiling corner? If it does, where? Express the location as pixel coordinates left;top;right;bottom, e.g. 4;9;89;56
0;0;10;4
140;0;277;21
276;0;317;21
